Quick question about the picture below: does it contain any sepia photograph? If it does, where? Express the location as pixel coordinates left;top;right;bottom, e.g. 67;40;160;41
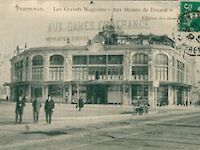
0;0;200;149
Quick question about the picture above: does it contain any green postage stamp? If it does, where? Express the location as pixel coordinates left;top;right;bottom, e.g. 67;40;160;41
178;1;200;32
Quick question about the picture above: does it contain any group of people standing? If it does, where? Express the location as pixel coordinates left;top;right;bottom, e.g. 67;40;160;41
15;95;84;124
15;95;55;124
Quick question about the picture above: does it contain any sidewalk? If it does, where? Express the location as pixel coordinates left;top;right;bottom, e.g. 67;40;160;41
0;102;200;134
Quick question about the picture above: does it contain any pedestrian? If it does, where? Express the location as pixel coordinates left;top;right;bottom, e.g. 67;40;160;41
44;95;55;124
32;97;42;123
15;96;26;123
65;95;68;104
77;98;84;111
144;103;149;114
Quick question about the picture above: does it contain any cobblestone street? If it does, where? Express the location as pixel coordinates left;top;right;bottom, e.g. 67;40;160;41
0;102;200;150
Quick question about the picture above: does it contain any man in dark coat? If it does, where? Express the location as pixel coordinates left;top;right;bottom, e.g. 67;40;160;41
32;97;42;123
77;98;84;111
44;95;55;124
15;96;26;123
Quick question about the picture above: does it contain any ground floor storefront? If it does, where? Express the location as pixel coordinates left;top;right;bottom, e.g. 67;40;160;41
8;81;191;107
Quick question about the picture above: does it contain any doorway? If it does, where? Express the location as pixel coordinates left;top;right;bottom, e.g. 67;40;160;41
87;85;107;104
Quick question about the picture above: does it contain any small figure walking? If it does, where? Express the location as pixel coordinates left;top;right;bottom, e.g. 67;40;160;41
15;96;26;123
44;95;55;124
77;98;84;111
32;97;42;123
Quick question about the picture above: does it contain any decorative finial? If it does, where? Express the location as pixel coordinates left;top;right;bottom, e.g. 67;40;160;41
89;1;95;5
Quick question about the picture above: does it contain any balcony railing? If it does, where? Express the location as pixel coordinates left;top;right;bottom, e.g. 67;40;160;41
131;75;148;81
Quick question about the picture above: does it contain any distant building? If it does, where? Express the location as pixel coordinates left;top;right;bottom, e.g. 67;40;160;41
6;20;197;106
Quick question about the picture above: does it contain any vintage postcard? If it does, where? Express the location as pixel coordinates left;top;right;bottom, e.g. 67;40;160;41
0;0;200;150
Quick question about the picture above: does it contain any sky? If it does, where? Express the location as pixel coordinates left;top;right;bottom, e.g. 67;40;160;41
0;0;199;83
0;0;179;52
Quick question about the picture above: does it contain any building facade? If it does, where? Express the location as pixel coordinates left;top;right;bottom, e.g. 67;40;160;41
7;21;195;106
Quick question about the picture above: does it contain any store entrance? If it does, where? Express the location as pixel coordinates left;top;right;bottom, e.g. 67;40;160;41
87;85;107;104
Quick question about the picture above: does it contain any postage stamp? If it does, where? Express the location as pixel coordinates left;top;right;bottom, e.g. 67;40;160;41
178;1;200;32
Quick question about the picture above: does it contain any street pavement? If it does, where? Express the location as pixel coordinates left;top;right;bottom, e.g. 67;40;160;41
0;102;200;150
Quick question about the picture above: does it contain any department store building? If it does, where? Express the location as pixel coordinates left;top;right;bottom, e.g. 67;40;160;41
7;21;195;106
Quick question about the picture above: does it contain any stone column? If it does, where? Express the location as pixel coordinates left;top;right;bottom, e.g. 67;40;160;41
129;85;132;105
65;55;72;81
183;89;186;106
122;84;129;105
27;85;31;102
168;86;173;106
10;87;14;101
123;51;131;81
148;85;154;107
22;60;25;81
42;85;48;102
168;59;173;82
63;84;66;103
29;57;32;81
68;84;72;104
151;51;156;81
174;87;177;105
43;54;49;81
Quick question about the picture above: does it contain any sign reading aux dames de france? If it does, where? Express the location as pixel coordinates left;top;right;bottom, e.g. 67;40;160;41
177;1;200;56
45;1;177;46
20;0;199;56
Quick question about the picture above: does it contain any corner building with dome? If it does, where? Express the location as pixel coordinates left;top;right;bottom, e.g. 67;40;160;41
7;21;195;107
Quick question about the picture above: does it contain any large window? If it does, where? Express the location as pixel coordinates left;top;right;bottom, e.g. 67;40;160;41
14;61;23;81
73;55;123;65
48;85;63;97
107;66;123;80
31;87;42;98
157;86;168;106
50;55;64;65
132;53;148;64
49;55;64;80
132;85;148;104
132;66;148;80
72;67;88;80
73;56;87;65
72;55;123;80
132;53;149;80
89;55;106;64
88;67;107;80
32;55;43;81
155;54;168;81
32;55;43;66
108;55;123;64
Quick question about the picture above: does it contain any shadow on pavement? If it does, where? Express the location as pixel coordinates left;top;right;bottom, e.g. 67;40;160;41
21;127;85;136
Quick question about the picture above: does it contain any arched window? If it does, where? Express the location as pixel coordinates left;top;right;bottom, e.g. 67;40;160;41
132;53;148;64
32;55;43;81
32;55;43;66
156;54;168;65
49;55;64;80
50;55;64;65
155;54;168;81
132;53;149;80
